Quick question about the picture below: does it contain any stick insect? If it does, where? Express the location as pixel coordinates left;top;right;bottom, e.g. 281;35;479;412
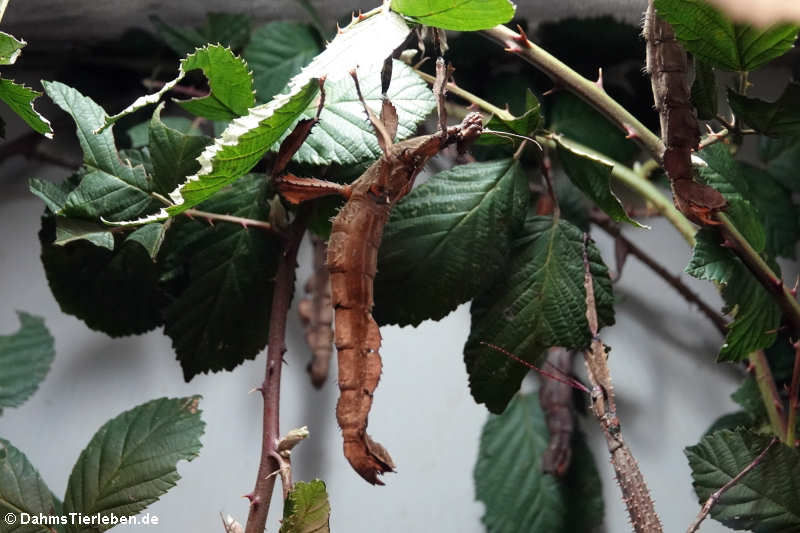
273;58;483;484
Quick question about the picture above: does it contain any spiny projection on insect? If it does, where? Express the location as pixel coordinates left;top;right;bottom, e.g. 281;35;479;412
273;57;483;484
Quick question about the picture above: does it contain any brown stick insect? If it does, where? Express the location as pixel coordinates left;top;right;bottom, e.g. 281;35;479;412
272;58;483;484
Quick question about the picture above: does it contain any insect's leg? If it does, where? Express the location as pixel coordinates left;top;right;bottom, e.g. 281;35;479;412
349;70;396;154
433;57;455;136
272;77;327;176
275;174;351;205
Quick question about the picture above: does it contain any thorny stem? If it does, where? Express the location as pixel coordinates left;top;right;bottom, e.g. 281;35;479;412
589;210;726;334
183;208;280;234
786;341;800;445
716;213;800;335
480;25;665;160
684;437;778;533
244;207;310;533
750;350;788;442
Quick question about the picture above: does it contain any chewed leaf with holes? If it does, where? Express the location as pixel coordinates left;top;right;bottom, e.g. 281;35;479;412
101;44;255;129
686;429;800;532
464;215;614;413
274;60;435;167
62;397;204;533
0;79;52;138
112;9;412;226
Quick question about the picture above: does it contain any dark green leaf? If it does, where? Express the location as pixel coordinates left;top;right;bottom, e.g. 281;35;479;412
692;59;717;120
731;377;768;421
148;104;212;196
699;143;799;259
54;218;114;250
686;429;800;532
759;135;800;192
391;0;515;31
126;115;201;149
29;178;71;214
39;214;164;337
554;175;591;232
126;223;168;260
42;81;159;222
0;31;25;65
474;394;566;532
465;216;614;413
654;0;799;71
279;480;331;533
555;136;643;227
151;13;251;57
478;90;542;146
729;84;800;138
374;158;529;327
0;79;52;138
562;431;605;532
548;92;638;164
0;312;54;411
686;229;781;361
244;22;320;102
704;411;756;437
160;174;280;380
63;397;204;532
0;439;60;532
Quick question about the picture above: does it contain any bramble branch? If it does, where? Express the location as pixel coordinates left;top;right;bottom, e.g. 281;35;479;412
244;206;310;533
684;437;777;533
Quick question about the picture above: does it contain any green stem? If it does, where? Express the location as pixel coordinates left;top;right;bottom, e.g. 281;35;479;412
414;69;514;122
717;213;800;334
787;341;800;445
481;25;664;160
0;0;10;25
750;349;789;443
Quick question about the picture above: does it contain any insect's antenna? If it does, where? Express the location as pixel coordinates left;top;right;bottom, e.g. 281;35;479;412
480;341;591;394
482;129;543;151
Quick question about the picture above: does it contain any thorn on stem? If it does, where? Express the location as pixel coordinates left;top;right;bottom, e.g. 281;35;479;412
512;25;532;48
622;123;638;139
243;492;256;503
595;68;605;91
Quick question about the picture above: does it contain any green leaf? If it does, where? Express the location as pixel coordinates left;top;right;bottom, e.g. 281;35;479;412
759;135;800;192
548;92;638;164
54;218;114;250
0;79;52;138
151;13;251;57
244;22;320;102
42;81;159;222
126;223;168;260
29;178;71;214
39;214;164;337
474;394;603;533
653;0;799;71
279;480;331;533
699;143;799;259
374;158;529;327
0;32;25;65
731;377;767;422
686;429;800;532
148;104;212;196
0;312;54;411
555;136;643;227
704;412;756;436
391;0;515;31
280;60;435;167
0;439;60;532
692;59;717;120
126;116;201;148
562;431;605;532
160;174;280;380
464;216;614;413
478;90;542;146
729;83;800;138
63;397;204;532
686;229;781;361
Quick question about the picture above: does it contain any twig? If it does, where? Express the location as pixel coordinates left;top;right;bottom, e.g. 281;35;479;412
244;206;310;533
582;234;664;533
183;208;280;234
716;213;800;335
589;210;726;334
786;341;800;445
684;437;778;533
142;78;208;98
480;25;664;160
539;347;575;477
